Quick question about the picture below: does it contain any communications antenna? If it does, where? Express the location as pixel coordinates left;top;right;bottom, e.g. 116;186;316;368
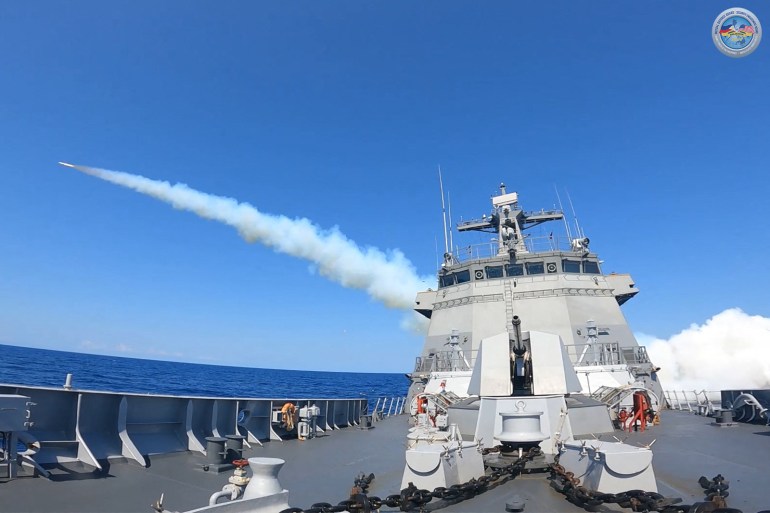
438;166;449;257
565;189;585;239
554;186;573;240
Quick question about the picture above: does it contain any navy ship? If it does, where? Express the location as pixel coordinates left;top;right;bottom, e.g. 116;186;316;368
1;183;769;513
408;184;662;418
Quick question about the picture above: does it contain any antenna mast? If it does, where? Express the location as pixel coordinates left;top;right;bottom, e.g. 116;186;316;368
554;186;572;241
565;189;585;239
438;166;449;256
447;190;454;254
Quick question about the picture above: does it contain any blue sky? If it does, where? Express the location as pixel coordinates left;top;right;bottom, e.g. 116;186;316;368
1;1;769;373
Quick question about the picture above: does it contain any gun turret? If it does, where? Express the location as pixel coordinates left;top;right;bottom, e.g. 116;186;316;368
510;316;533;395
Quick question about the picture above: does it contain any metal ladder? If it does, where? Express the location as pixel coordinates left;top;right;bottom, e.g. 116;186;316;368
504;280;515;333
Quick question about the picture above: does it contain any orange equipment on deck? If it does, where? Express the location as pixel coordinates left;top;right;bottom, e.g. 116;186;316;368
627;391;650;432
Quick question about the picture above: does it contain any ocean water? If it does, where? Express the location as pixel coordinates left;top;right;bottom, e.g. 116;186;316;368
0;344;408;400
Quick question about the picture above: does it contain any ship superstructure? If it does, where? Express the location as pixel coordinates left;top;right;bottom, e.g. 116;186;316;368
409;183;661;405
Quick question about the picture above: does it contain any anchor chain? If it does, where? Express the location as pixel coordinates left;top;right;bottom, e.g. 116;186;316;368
548;452;746;513
280;446;540;513
280;448;755;513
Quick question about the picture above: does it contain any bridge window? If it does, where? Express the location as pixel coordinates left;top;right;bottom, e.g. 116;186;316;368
485;265;504;278
583;260;600;274
439;273;455;288
526;262;544;275
562;259;581;273
455;270;471;284
505;263;524;276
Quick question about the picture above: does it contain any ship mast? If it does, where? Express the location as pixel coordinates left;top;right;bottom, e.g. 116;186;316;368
438;167;456;266
457;183;565;257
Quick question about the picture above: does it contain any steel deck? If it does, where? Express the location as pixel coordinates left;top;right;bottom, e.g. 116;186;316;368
1;411;769;513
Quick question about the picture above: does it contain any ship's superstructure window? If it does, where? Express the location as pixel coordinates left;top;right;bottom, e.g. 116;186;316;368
562;259;581;273
455;269;471;284
485;265;504;278
526;262;544;275
439;273;455;288
505;263;524;276
583;260;600;274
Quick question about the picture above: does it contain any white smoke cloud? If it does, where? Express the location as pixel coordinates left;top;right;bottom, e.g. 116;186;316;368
400;311;430;336
639;308;770;391
65;164;433;310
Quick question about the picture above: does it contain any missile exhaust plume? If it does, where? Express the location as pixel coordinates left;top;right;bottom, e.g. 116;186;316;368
641;308;770;390
60;162;433;310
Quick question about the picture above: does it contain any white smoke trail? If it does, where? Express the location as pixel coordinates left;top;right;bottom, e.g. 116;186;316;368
640;308;770;391
400;311;431;335
62;163;433;310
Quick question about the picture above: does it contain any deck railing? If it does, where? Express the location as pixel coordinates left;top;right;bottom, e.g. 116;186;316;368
370;396;407;418
450;234;574;263
663;389;722;414
414;350;477;373
416;344;654;372
565;343;651;366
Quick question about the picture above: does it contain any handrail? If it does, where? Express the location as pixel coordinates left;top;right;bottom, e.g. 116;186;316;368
414;350;477;373
369;396;407;418
417;343;653;372
662;389;721;414
565;343;650;366
450;235;576;263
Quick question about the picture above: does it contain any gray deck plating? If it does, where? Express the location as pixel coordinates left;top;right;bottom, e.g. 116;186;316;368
2;411;769;513
1;415;408;513
597;411;770;512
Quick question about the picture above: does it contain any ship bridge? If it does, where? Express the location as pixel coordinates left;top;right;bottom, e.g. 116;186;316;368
437;250;603;289
439;183;603;289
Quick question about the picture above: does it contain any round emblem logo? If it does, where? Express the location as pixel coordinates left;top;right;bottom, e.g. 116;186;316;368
713;8;762;57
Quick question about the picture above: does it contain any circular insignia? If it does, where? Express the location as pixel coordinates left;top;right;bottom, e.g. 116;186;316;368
474;270;484;280
237;409;249;424
547;263;557;273
713;8;762;58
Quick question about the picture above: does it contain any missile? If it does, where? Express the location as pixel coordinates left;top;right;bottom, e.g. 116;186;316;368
58;162;76;168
